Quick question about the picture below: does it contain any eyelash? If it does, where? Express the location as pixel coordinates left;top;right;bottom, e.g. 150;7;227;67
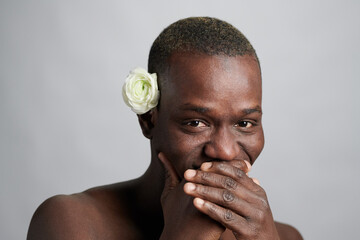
183;120;208;128
182;120;256;129
235;121;255;129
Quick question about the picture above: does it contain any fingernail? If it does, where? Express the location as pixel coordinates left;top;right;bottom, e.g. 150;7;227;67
158;152;164;161
201;162;213;170
185;182;196;191
185;169;196;178
194;198;204;206
244;161;251;172
252;178;260;186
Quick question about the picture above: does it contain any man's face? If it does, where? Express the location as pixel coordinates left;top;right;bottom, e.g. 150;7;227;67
152;53;264;179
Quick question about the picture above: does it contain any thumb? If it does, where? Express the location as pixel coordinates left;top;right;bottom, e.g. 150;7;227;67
158;152;180;190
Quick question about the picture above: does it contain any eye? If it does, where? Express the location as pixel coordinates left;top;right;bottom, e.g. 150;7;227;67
235;121;253;128
185;120;207;128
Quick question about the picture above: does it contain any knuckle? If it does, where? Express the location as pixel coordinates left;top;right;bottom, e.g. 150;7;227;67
198;185;210;196
224;209;234;221
235;168;245;178
207;202;218;214
253;183;265;193
222;190;235;203
253;194;269;210
254;209;266;222
233;160;247;170
217;162;226;171
200;171;211;182
259;198;269;210
223;177;237;190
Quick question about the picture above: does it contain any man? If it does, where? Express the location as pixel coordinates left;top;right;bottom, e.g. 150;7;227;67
27;17;302;240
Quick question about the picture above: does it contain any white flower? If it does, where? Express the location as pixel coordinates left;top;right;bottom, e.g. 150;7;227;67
122;67;160;114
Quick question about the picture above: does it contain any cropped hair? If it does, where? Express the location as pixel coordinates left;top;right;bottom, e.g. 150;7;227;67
148;17;259;83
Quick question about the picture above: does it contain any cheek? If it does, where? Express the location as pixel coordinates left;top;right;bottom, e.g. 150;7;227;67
244;130;264;163
154;124;207;175
168;132;207;174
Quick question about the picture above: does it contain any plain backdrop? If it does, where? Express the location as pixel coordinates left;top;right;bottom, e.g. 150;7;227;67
1;1;359;239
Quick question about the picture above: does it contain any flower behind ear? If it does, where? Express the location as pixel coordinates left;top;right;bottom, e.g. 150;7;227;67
122;67;160;114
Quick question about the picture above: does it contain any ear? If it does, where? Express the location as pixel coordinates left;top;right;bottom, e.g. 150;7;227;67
137;109;158;139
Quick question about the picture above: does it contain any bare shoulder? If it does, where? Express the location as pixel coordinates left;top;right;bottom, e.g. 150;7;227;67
275;221;303;240
27;185;140;240
27;193;95;240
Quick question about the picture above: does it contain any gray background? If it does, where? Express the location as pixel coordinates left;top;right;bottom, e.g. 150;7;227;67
1;1;359;239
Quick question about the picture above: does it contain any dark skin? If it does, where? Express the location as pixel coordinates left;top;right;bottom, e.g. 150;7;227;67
27;53;303;240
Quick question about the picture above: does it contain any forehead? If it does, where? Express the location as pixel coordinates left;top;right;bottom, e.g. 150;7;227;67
160;53;262;112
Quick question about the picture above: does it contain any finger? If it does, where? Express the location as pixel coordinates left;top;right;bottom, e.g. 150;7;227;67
184;170;267;212
184;169;239;191
193;198;251;237
252;178;260;186
201;160;251;174
230;160;252;174
184;183;253;217
158;152;180;189
244;161;251;176
199;162;255;190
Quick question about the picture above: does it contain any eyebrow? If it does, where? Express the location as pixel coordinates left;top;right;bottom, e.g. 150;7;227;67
179;104;210;113
243;106;262;115
179;104;262;115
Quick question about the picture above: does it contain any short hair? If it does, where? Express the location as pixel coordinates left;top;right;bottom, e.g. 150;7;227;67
148;16;259;85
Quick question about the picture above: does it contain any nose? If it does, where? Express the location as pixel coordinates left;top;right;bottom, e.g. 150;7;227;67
204;126;240;161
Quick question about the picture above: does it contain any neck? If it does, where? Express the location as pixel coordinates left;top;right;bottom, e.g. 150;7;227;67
132;149;165;215
128;151;164;237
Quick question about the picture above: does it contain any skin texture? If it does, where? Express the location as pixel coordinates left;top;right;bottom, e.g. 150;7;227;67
27;53;303;240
